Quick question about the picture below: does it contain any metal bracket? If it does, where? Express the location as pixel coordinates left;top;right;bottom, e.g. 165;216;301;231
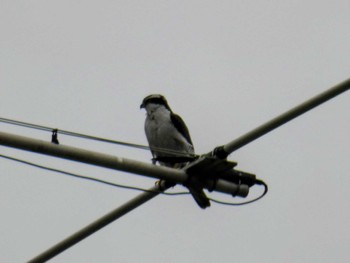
183;156;256;197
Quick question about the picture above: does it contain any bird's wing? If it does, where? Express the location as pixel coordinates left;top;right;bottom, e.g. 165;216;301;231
170;113;193;145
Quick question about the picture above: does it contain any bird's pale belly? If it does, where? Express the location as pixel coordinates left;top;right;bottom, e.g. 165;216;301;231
146;121;193;157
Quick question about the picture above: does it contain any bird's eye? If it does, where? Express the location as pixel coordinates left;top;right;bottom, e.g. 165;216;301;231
147;98;164;105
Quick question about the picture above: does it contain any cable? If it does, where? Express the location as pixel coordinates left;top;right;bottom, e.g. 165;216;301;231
0;117;198;158
0;154;189;196
0;117;149;149
0;153;268;205
0;153;268;206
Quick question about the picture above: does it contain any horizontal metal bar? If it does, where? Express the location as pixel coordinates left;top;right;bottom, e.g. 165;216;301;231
0;131;242;195
0;130;187;182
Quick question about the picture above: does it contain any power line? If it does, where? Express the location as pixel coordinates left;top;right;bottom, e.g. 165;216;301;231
0;117;198;158
2;148;262;263
0;153;190;196
0;116;151;149
1;153;268;204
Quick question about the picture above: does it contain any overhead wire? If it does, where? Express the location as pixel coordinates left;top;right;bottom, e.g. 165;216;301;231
0;117;149;149
0;153;267;206
0;153;190;196
0;116;198;158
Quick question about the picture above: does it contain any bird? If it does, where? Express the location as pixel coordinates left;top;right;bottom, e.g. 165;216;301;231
140;94;210;209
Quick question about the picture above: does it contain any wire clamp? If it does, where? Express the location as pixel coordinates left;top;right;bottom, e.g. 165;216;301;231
51;129;59;144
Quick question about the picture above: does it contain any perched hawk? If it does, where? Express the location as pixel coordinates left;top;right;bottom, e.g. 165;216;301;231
141;94;210;209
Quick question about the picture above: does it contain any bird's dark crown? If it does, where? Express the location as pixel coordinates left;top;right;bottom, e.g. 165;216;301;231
140;94;171;111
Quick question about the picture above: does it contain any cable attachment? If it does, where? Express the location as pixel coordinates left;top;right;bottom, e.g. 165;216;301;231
184;156;268;206
51;129;59;144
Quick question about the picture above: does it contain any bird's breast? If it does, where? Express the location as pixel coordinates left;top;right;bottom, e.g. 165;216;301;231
144;113;193;156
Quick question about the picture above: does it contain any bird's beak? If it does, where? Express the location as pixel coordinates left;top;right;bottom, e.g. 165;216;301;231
140;103;145;109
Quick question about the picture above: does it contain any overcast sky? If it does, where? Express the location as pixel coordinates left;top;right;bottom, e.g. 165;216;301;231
1;1;349;262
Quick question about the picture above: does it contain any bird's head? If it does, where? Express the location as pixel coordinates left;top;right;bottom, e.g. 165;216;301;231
140;94;172;111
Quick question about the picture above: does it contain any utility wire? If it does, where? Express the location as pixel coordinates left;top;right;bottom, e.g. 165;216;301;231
0;117;149;149
0;153;267;205
0;117;198;158
0;154;189;196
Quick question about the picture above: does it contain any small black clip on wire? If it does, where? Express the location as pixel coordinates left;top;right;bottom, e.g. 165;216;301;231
51;129;59;144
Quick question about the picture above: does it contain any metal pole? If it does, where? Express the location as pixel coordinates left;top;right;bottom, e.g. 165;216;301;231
27;184;168;263
0;131;242;195
218;78;350;156
0;130;186;183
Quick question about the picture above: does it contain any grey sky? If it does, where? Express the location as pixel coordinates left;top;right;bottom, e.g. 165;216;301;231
1;1;349;262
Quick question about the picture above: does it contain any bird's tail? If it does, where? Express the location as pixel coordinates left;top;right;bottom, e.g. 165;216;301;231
187;186;211;209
